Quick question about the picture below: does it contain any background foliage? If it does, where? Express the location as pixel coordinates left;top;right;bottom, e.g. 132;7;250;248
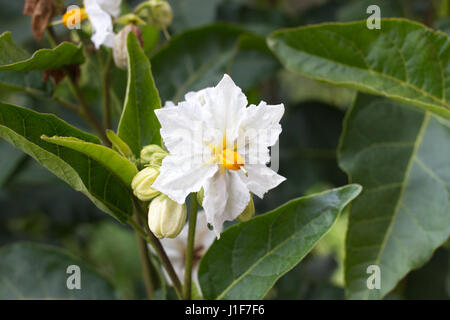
0;0;449;300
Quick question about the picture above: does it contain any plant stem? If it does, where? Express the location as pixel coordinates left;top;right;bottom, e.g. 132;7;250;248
134;214;155;300
67;77;110;145
100;49;113;130
162;27;171;41
45;28;57;47
128;207;184;299
45;27;110;146
183;193;198;300
53;96;79;113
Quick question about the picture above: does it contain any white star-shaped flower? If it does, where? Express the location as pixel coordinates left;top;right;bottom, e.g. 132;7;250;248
152;74;286;237
84;0;121;48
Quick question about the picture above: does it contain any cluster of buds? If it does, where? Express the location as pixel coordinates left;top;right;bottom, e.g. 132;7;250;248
140;144;168;167
132;144;186;238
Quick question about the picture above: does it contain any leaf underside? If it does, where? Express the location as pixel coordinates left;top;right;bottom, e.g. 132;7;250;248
339;93;450;299
268;19;450;119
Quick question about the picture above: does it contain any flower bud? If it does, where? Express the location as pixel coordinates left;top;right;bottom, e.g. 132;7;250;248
148;194;187;238
148;0;173;29
140;144;168;166
131;167;160;201
237;195;255;222
113;24;142;69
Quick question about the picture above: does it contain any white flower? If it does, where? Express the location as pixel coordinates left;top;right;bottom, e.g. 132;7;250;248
152;74;286;237
159;211;215;288
84;0;122;48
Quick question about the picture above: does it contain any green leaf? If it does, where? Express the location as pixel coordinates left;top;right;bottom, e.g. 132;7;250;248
0;242;117;299
267;19;450;119
106;129;135;160
339;93;450;299
117;33;161;158
198;184;362;300
151;24;279;103
0;33;46;92
0;31;84;71
0;102;133;222
0;70;45;93
41;136;138;186
169;0;222;32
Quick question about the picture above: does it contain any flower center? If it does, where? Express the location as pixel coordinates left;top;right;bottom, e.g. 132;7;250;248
205;137;245;171
220;148;244;171
62;8;88;27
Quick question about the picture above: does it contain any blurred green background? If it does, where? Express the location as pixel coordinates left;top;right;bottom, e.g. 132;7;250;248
0;0;449;299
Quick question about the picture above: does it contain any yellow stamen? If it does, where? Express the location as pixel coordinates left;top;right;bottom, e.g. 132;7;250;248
62;8;88;27
220;148;244;171
204;136;245;171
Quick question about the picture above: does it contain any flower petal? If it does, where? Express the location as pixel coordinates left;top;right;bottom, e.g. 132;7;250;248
85;0;115;48
239;164;286;199
184;87;213;107
155;101;213;156
203;74;248;147
95;0;122;18
203;170;250;237
152;154;218;204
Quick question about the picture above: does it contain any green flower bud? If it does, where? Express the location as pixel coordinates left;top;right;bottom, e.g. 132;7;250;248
115;13;146;26
131;167;160;201
148;194;187;238
140;144;168;166
197;187;204;206
148;0;173;29
148;152;167;166
237;195;255;222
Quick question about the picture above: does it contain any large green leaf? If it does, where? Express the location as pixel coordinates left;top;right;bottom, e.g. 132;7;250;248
0;102;133;222
151;24;279;103
198;184;361;300
169;0;222;32
0;70;45;93
117;33;161;158
267;19;450;119
339;94;450;299
0;32;84;71
0;242;117;299
0;33;46;92
41;136;138;186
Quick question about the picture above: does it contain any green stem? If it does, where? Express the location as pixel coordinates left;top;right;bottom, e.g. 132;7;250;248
134;214;155;300
53;96;80;113
67;78;111;146
183;193;198;300
100;49;113;130
162;27;171;41
45;27;110;146
128;207;184;300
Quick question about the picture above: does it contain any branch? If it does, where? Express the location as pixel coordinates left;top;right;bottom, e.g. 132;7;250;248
183;193;198;299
